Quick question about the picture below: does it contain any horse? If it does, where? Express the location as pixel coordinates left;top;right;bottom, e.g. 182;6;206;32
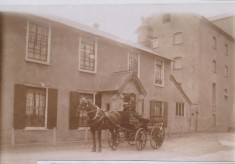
77;97;125;152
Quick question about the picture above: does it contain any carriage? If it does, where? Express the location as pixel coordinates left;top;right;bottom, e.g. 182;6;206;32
107;112;165;151
78;97;165;152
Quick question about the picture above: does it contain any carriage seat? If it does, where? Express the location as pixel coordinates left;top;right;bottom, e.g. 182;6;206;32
150;116;165;124
138;117;150;124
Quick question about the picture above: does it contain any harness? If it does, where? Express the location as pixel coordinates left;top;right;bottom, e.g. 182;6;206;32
86;106;106;122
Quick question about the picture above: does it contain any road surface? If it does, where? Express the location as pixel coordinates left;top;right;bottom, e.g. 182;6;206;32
1;132;235;164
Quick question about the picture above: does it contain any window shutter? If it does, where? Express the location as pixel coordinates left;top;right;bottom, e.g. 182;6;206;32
163;101;168;127
150;100;155;119
13;84;27;129
47;88;58;129
95;93;102;108
69;91;80;129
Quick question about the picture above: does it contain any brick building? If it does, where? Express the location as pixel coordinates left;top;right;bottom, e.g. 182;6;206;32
0;12;192;146
136;13;234;132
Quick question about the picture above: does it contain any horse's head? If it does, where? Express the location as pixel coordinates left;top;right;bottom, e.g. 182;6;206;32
78;97;89;111
77;97;100;121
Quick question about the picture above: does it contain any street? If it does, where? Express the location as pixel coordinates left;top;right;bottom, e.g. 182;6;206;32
1;132;235;164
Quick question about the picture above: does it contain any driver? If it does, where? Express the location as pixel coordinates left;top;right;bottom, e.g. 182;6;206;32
125;94;141;120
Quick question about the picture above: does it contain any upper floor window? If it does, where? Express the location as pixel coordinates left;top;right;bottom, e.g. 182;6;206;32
151;37;159;48
26;20;51;64
224;89;228;100
173;32;183;45
212;60;216;73
162;14;171;23
212;83;216;104
173;57;183;69
212;36;217;49
225;65;229;77
79;36;97;73
176;102;184;117
154;60;164;86
128;51;139;76
225;44;228;56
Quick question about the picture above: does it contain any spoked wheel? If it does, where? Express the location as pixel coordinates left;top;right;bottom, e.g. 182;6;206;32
150;125;165;149
107;130;120;148
124;131;135;145
135;128;147;151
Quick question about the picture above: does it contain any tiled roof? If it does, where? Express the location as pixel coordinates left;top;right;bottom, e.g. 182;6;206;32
99;71;146;96
170;75;192;105
31;13;172;61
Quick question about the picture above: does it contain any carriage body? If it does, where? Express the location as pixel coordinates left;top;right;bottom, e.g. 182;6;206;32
78;97;165;152
107;113;165;151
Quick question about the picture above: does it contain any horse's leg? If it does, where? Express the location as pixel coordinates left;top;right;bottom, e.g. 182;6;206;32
110;129;117;151
97;130;102;152
114;128;119;149
91;129;96;152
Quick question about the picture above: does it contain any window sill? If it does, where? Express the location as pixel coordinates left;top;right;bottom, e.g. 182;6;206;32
24;127;48;131
173;68;183;70
79;69;96;74
175;116;185;118
25;58;50;66
173;43;183;46
154;83;164;88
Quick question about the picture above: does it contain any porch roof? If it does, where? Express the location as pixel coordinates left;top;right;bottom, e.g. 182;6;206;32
98;71;146;96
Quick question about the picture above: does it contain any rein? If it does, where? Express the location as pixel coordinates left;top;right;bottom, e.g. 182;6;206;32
80;100;105;122
87;108;99;121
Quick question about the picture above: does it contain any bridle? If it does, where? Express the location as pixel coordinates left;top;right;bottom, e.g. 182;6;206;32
78;98;104;121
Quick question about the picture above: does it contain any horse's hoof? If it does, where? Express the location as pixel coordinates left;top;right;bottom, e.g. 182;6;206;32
97;148;102;152
91;148;96;152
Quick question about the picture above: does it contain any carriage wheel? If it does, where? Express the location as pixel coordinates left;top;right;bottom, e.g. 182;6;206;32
135;128;147;151
124;131;135;145
150;125;165;149
107;131;120;148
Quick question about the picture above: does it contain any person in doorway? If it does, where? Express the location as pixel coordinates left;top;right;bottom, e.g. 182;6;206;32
126;94;141;122
127;95;136;114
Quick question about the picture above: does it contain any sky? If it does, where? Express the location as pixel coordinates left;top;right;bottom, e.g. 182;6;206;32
0;1;235;42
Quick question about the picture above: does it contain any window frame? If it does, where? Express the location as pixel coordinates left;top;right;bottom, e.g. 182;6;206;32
224;65;229;78
127;51;140;77
212;36;217;50
151;37;159;49
154;60;164;87
176;102;185;117
212;60;216;73
173;57;183;70
173;32;183;45
162;14;171;23
225;44;229;56
78;36;98;74
224;89;229;100
24;85;49;130
25;19;51;65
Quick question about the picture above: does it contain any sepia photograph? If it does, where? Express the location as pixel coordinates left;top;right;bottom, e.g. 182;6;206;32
0;0;235;164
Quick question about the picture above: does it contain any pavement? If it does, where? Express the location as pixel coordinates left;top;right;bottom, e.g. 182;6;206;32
0;132;235;164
